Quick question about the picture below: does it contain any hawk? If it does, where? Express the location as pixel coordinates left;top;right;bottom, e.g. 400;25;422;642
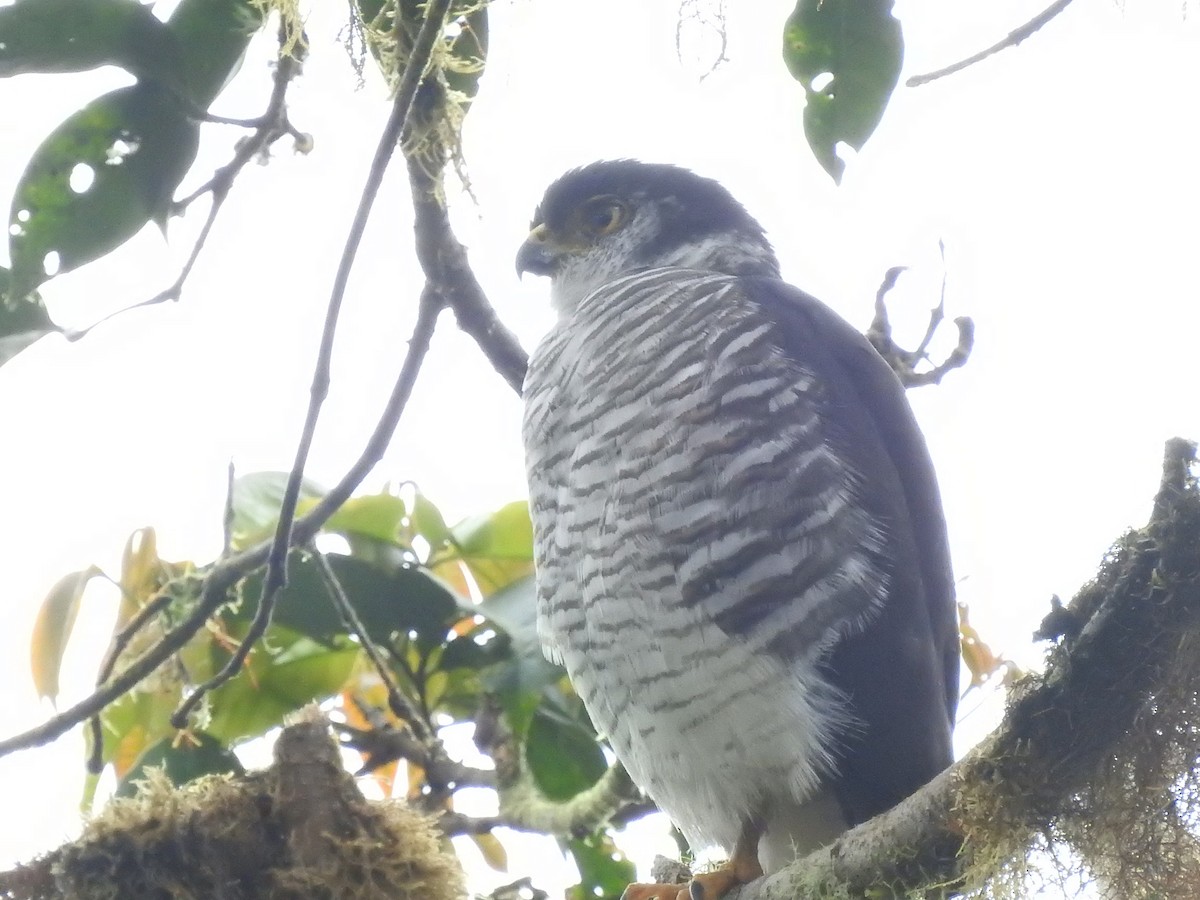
518;161;957;900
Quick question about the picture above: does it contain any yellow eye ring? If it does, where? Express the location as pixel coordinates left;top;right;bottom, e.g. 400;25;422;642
580;197;626;236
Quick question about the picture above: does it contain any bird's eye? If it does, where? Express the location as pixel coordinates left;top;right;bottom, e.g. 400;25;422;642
580;197;626;236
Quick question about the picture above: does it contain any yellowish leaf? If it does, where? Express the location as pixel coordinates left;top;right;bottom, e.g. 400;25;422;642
470;832;508;872
30;565;102;701
117;528;162;624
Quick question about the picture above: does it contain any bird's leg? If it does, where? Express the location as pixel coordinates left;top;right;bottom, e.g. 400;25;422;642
620;820;764;900
684;819;764;900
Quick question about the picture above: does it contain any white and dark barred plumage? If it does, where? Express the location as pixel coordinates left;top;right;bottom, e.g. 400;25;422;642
518;161;957;888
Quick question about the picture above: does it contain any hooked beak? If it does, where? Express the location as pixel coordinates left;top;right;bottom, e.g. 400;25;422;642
516;223;563;278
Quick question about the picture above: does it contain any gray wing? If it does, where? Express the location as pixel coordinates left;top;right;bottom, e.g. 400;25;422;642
739;275;958;825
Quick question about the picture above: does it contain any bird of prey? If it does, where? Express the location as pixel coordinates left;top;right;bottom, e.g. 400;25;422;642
518;160;958;900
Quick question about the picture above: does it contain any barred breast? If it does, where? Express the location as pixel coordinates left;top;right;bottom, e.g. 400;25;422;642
522;267;887;854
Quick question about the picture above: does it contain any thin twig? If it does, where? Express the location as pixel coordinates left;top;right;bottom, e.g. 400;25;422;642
65;31;303;343
310;546;430;740
0;283;442;759
169;0;454;729
84;589;175;773
907;0;1075;87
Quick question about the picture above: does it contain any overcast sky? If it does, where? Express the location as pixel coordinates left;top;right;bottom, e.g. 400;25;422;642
0;0;1198;890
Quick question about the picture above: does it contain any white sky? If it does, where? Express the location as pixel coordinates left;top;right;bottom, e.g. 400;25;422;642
0;0;1198;892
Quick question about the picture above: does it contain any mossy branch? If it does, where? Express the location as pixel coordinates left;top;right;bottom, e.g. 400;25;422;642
733;438;1200;899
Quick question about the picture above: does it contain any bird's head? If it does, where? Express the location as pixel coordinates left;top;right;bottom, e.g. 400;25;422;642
517;160;780;313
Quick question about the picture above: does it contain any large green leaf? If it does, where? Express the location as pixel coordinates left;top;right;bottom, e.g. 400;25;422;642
0;0;185;88
782;0;903;183
234;553;467;650
165;0;266;107
0;267;58;366
206;629;358;743
7;82;200;301
115;731;244;797
525;710;606;802
448;501;534;594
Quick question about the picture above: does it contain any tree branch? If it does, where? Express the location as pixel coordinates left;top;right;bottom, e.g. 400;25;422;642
0;285;442;759
169;0;455;729
907;0;1075;88
731;438;1200;898
407;157;529;394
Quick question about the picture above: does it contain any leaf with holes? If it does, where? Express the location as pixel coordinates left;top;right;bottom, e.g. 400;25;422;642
0;267;58;366
7;82;200;301
782;0;903;182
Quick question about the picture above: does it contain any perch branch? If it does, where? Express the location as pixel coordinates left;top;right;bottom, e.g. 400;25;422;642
729;438;1200;898
907;0;1075;87
169;0;454;728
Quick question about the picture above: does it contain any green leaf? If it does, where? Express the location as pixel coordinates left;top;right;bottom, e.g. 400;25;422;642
0;0;185;89
7;82;200;300
565;832;636;900
477;576;565;735
206;628;358;743
229;471;327;549
234;553;467;650
782;0;903;183
448;501;534;594
410;490;453;550
0;267;58;366
115;731;244;796
525;710;606;802
323;492;408;546
29;565;103;701
165;0;267;107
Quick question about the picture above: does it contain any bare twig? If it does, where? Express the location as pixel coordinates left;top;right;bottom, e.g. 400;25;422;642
310;546;427;740
907;0;1075;87
407;159;529;394
66;31;304;343
169;0;455;729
